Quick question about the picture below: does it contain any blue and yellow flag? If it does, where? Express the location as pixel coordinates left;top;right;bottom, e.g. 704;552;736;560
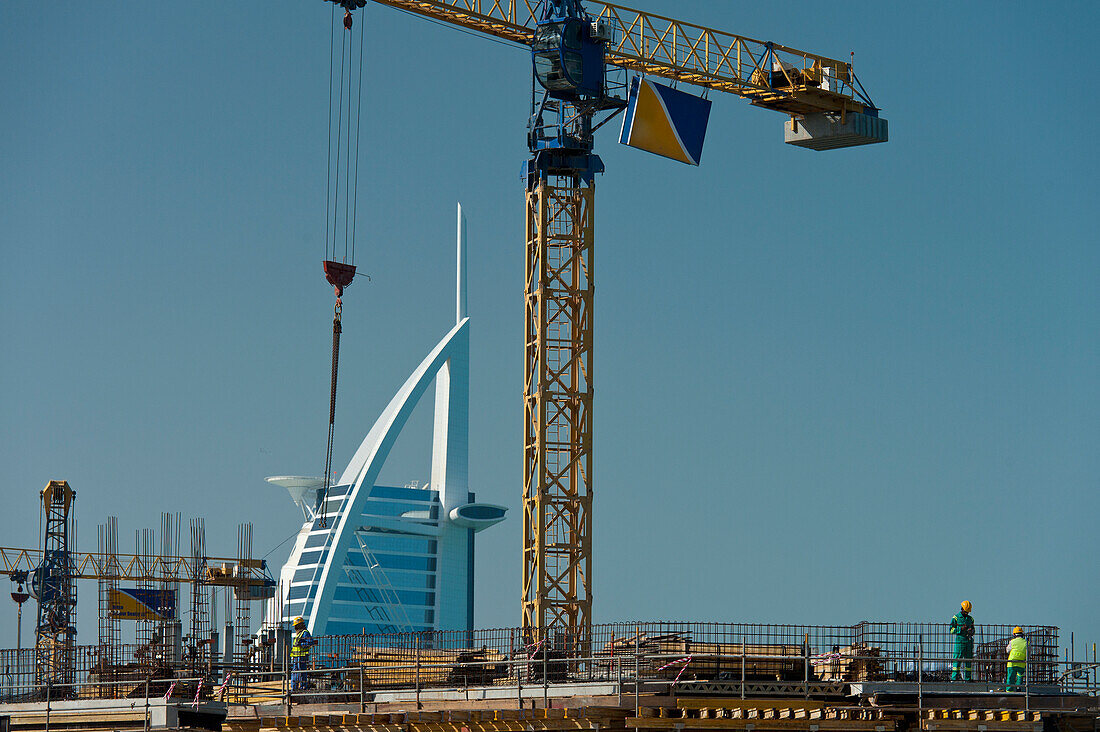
108;588;176;621
619;77;712;165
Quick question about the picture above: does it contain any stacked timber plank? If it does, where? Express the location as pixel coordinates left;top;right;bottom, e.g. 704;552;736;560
601;633;805;681
348;647;508;688
812;645;883;682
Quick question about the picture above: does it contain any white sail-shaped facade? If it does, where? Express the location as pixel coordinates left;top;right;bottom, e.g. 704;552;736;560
264;205;505;636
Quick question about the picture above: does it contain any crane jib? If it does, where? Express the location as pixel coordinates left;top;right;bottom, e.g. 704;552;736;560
363;0;880;118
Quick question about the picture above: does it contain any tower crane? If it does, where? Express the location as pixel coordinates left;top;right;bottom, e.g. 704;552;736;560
327;0;887;645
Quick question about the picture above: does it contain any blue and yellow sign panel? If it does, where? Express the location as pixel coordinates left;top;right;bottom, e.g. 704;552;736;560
619;77;712;165
108;588;176;621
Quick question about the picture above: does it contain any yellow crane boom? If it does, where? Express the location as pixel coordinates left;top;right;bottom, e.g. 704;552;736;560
365;0;874;115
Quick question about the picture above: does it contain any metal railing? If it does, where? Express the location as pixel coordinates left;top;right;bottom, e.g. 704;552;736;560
4;621;1091;707
3;653;1096;719
0;675;212;732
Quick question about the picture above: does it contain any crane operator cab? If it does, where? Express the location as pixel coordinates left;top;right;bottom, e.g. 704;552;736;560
532;16;608;100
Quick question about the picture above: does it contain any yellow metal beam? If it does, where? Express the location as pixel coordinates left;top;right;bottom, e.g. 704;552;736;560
366;0;866;114
0;546;263;584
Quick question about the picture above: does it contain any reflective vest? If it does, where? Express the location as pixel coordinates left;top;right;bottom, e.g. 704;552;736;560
1007;636;1027;668
291;629;312;658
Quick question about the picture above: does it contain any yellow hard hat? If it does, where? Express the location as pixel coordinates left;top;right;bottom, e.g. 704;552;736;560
960;600;972;613
293;616;306;627
1013;626;1023;635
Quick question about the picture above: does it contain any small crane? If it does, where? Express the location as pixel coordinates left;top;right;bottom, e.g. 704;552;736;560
326;0;887;644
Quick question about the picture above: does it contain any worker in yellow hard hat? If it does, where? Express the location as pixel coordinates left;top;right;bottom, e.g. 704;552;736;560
1006;627;1027;692
290;616;316;692
949;601;975;682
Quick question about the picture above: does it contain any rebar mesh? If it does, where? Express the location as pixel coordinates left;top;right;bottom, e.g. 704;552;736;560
0;621;1076;702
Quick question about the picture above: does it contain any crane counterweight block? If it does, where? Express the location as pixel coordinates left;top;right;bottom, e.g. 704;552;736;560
784;110;888;150
323;260;357;299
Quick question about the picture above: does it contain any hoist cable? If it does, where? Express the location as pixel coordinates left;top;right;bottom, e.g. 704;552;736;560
351;23;365;265
344;30;353;263
324;3;335;261
332;23;347;264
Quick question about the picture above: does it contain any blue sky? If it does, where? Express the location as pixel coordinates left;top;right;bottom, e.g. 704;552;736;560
1;1;1097;653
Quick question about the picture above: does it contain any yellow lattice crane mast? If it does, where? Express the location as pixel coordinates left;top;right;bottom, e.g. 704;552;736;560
331;0;887;646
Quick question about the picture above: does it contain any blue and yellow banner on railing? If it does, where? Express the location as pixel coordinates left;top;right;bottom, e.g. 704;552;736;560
619;77;712;165
108;587;177;621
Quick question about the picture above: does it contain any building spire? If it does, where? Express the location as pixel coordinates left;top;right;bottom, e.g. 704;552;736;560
457;202;467;324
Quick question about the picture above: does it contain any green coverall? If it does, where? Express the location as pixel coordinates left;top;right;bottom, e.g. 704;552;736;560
1006;635;1027;691
950;611;975;681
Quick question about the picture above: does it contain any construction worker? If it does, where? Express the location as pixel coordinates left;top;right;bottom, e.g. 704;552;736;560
950;601;975;682
1006;627;1027;692
290;616;316;692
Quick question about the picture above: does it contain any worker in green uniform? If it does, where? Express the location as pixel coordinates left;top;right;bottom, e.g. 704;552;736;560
1006;627;1027;691
950;600;975;682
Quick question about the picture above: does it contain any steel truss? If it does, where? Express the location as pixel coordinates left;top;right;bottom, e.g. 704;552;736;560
35;481;77;688
523;174;594;642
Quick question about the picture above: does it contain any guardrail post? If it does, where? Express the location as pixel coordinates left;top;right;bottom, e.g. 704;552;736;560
803;632;809;700
45;679;50;732
740;637;746;701
284;650;291;717
542;640;548;709
415;634;422;710
616;656;622;706
634;639;639;716
516;629;523;710
359;664;365;713
1024;658;1029;711
144;679;150;732
917;635;923;717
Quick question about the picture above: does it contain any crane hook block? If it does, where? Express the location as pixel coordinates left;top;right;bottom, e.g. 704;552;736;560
323;260;357;299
